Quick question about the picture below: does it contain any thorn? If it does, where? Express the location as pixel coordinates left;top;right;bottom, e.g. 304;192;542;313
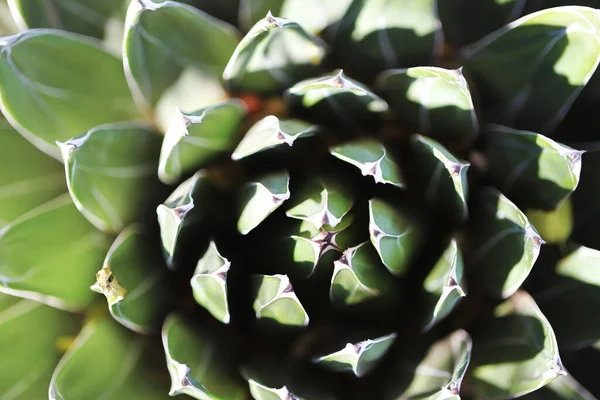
331;70;345;88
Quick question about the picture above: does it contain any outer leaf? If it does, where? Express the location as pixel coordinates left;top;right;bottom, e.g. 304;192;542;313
386;330;472;399
252;274;310;327
158;99;247;184
7;0;125;39
481;124;583;210
286;176;353;230
49;314;171;400
331;0;442;80
535;246;600;350
466;188;543;299
438;0;525;48
520;373;597;400
422;239;466;331
0;0;18;34
285;69;388;127
410;134;470;222
278;0;352;35
0;119;65;228
231;115;317;160
124;0;239;127
376;67;478;144
462;6;600;133
526;198;573;245
330;241;395;308
238;171;290;235
224;11;327;94
191;242;231;324
0;195;112;310
91;226;169;334
330;138;405;188
0;294;78;399
162;314;246;400
0;30;138;158
368;198;420;276
469;291;565;400
157;171;212;267
59;122;164;233
314;333;396;377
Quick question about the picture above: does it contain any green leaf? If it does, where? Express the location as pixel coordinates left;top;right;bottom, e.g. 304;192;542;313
285;70;389;127
191;242;231;324
50;314;171;400
314;333;396;377
330;138;405;188
286;176;353;230
480;125;583;210
422;239;466;331
0;119;65;228
376;67;478;144
252;274;310;327
469;291;565;400
520;373;597;400
461;6;600;133
223;11;327;94
0;195;112;310
157;171;213;268
410;134;470;222
330;241;395;308
7;0;126;40
0;0;18;35
466;188;543;299
158;100;247;184
0;30;139;159
231;115;317;161
59;122;164;233
248;379;305;400
331;0;442;80
277;0;352;35
91;226;169;334
386;329;472;400
124;0;239;128
238;171;290;235
535;246;600;350
162;313;246;400
526;198;573;245
0;294;78;399
438;0;525;48
368;198;420;277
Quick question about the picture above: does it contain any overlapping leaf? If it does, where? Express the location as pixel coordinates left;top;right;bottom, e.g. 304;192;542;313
232;115;317;160
368;198;421;276
466;188;544;298
191;242;231;324
223;11;327;94
124;0;238;127
469;291;565;399
0;294;78;399
0;29;139;158
385;329;472;399
0;119;65;228
462;6;600;133
332;0;442;80
377;67;478;144
330;138;405;187
521;373;597;400
162;314;246;399
59;122;164;233
0;0;18;34
158;99;247;184
534;246;600;350
481;124;583;210
252;274;309;327
238;171;290;235
0;195;112;310
50;314;171;399
91;226;169;333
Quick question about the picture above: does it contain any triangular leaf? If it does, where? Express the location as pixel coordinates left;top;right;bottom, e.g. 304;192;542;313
252;274;310;327
191;242;231;324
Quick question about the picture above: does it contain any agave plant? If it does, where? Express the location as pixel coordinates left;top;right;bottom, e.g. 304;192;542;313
1;0;600;399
